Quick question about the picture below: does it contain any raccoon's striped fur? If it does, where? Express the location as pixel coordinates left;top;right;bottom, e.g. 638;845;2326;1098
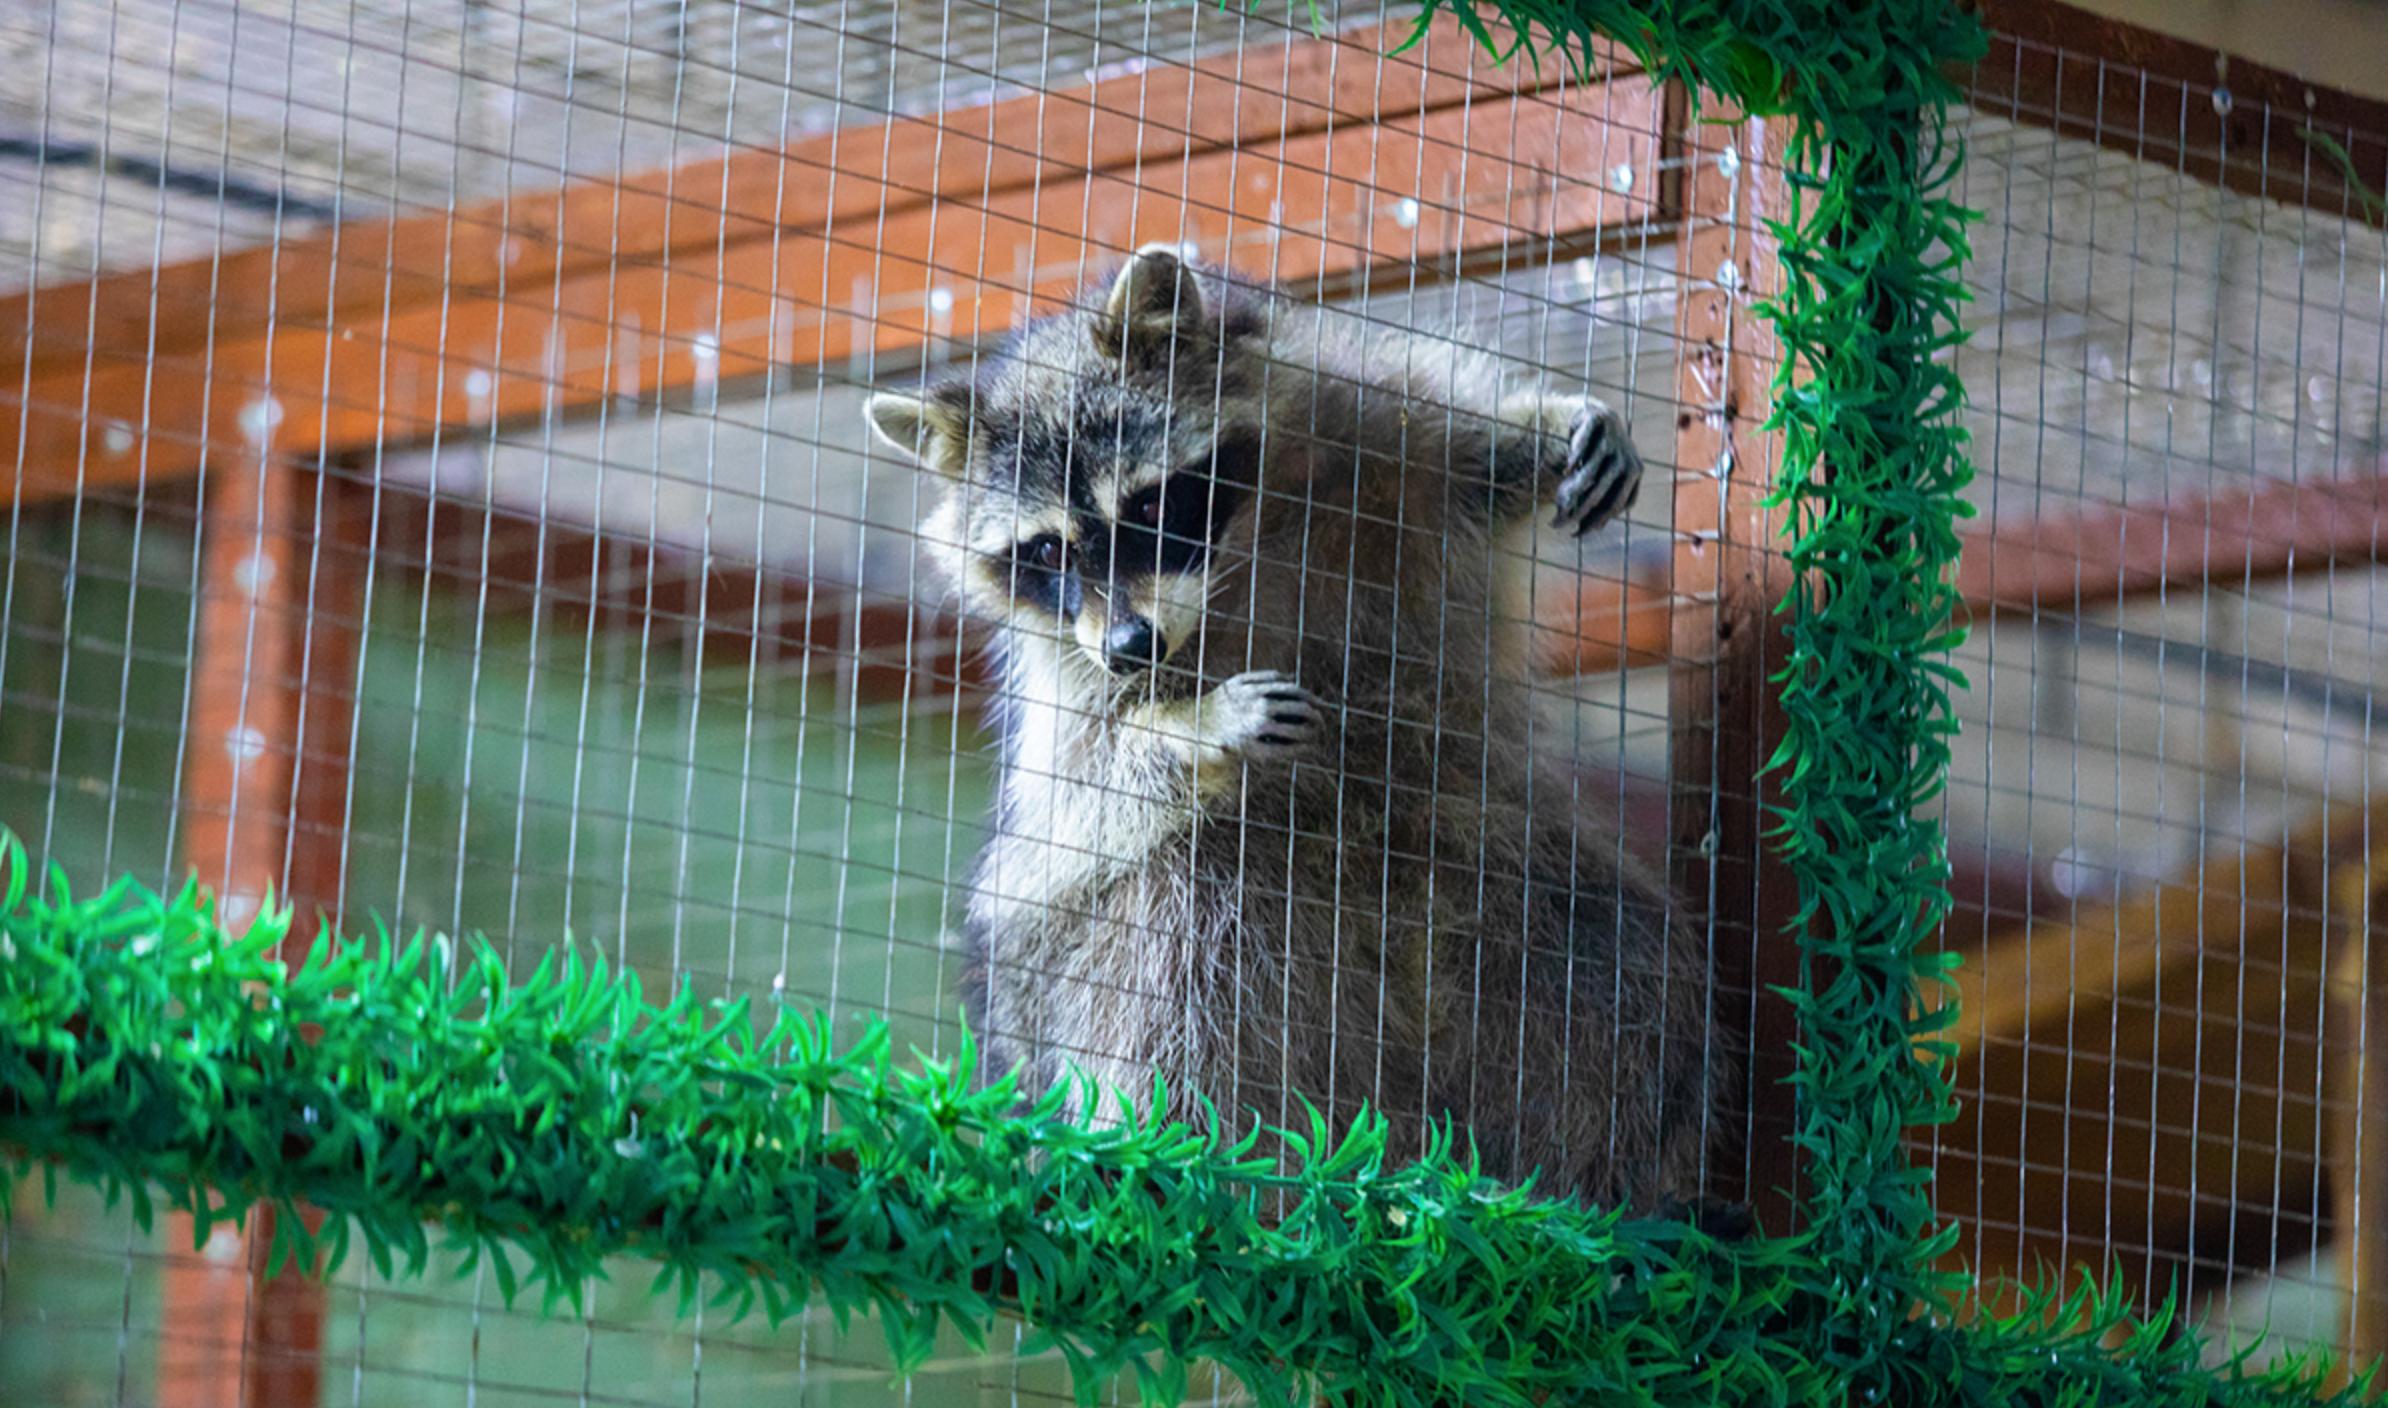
866;247;1724;1209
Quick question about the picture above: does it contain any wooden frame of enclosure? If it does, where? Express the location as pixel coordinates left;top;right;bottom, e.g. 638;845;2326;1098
1;1;2382;1400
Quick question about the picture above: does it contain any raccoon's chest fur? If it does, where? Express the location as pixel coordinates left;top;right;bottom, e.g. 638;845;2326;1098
963;640;1245;1119
961;638;1457;1135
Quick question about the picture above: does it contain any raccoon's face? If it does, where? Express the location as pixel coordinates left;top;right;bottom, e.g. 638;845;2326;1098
867;246;1265;682
955;404;1258;677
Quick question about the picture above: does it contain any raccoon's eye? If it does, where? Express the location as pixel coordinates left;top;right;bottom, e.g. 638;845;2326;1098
1021;535;1067;571
1124;486;1164;529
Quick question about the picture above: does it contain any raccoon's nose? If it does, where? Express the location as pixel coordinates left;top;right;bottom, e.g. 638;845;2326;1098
1102;616;1162;674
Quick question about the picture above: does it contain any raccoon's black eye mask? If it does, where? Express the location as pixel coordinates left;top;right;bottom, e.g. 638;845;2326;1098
1099;464;1245;578
991;432;1258;612
1000;534;1079;618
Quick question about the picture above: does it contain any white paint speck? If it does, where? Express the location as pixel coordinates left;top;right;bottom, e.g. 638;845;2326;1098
1393;197;1421;230
2050;848;2115;900
222;892;262;931
232;552;277;597
238;396;284;446
226;725;267;765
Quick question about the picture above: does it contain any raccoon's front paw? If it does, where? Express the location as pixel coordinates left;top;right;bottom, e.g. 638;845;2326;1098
1551;398;1644;536
1210;671;1325;762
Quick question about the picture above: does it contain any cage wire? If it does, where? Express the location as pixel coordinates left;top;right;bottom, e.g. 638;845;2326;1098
0;1;1709;1401
0;0;2381;1404
1933;14;2388;1377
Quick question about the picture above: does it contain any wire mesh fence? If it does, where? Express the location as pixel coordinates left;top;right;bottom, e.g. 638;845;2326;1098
1935;10;2388;1373
0;0;2381;1403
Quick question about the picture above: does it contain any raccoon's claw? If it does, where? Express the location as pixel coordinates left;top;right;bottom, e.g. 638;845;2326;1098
1551;399;1644;537
1212;670;1326;762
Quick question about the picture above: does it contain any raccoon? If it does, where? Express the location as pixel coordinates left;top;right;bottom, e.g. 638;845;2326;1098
865;246;1724;1210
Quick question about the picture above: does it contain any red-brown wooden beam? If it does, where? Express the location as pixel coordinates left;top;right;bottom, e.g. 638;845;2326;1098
0;16;1606;384
2330;857;2388;1391
367;494;986;700
1667;107;1802;1232
1970;0;2388;233
1957;464;2388;613
338;455;2388;719
366;491;1667;693
161;457;364;1408
2;19;1658;505
1547;462;2388;675
1534;563;1677;674
1933;801;2388;1324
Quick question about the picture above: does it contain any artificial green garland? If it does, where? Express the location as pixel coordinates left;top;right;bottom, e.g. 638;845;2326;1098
0;841;2371;1404
1;0;2383;1403
0;841;1815;1406
1405;3;1988;1385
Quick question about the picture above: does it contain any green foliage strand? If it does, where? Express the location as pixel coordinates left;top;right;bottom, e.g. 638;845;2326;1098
1409;2;2374;1405
7;838;2367;1404
1411;0;1984;1391
0;836;1818;1407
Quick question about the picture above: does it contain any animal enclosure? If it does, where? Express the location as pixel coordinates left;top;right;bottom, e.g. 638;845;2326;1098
0;0;2382;1403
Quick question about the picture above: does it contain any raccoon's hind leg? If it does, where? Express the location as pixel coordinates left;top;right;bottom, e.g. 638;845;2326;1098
1492;391;1645;536
1122;670;1329;804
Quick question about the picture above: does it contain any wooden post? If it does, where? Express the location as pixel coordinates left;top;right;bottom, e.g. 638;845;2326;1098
161;442;364;1408
1667;102;1800;1234
2334;855;2388;1393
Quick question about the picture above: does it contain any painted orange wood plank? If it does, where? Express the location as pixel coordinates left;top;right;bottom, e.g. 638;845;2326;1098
1536;568;1677;674
163;456;361;1408
2328;858;2387;1387
1958;466;2388;612
0;15;1615;389
4;77;1668;503
1665;107;1800;1226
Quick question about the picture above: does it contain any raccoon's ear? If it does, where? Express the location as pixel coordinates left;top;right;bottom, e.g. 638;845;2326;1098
1090;243;1206;365
864;389;969;476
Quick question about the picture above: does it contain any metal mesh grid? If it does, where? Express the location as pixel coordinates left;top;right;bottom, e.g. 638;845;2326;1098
1;0;2381;1402
1933;23;2388;1371
0;0;1738;1401
0;0;1388;288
